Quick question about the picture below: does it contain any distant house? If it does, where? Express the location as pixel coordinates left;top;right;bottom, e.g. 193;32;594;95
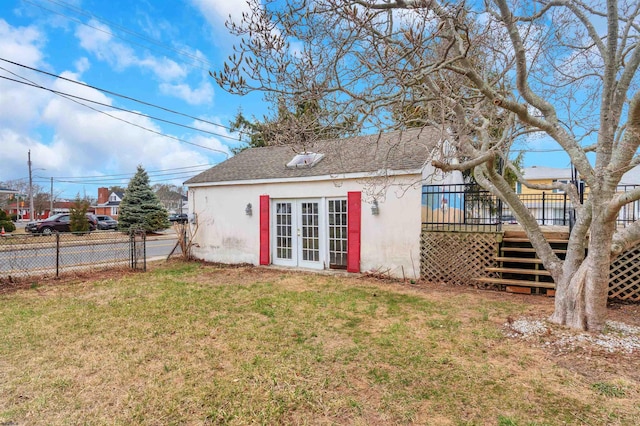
4;200;88;221
0;186;18;195
1;187;21;219
515;165;640;225
95;188;124;219
520;165;640;193
517;166;573;194
48;201;90;216
162;194;188;214
184;128;457;279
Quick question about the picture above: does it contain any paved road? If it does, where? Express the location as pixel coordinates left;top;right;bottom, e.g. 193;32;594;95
147;235;181;259
0;233;179;277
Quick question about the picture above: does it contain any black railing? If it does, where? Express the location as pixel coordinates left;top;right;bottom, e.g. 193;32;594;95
422;184;640;231
422;184;503;232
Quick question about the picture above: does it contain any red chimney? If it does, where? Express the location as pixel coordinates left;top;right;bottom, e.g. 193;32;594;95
98;187;109;204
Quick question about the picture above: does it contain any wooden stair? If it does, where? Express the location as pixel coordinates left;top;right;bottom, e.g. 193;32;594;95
474;229;569;295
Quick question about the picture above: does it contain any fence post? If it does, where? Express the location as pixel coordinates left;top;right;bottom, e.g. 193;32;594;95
55;232;60;277
133;231;137;269
142;231;146;272
542;192;546;225
129;231;135;269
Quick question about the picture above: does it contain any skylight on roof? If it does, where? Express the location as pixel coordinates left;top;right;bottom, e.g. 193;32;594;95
286;152;324;168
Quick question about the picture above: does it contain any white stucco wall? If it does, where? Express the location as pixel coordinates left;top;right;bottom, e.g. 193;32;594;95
187;174;424;279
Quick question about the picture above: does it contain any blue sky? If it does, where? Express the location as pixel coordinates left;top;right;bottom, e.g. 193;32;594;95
0;0;581;201
0;0;266;199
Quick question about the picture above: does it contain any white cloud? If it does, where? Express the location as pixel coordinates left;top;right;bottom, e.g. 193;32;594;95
190;0;253;26
75;19;187;82
189;134;231;157
137;13;175;42
0;19;226;197
0;22;51;132
138;56;187;81
159;80;214;105
58;70;110;98
74;57;90;74
0;128;45;167
0;19;45;67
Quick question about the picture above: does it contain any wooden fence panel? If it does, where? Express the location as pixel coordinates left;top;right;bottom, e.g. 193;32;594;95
609;245;640;301
420;231;500;286
421;230;640;301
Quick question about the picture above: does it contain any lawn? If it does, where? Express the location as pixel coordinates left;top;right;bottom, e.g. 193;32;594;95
1;262;638;425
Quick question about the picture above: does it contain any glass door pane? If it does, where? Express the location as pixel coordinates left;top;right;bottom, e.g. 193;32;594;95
300;202;320;262
328;199;347;268
275;202;293;260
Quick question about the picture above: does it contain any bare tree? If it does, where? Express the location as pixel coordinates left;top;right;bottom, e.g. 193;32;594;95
33;191;50;219
214;0;640;331
152;184;184;213
1;179;48;218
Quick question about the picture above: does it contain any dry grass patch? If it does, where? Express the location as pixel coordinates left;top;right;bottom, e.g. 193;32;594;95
0;261;638;425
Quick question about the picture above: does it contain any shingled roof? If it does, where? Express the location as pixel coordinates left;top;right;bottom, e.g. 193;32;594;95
185;127;441;185
0;186;18;194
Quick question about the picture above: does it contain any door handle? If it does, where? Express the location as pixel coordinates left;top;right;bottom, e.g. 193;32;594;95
297;228;301;236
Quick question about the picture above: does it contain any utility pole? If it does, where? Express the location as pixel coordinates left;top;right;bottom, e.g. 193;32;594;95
50;177;54;217
28;150;34;221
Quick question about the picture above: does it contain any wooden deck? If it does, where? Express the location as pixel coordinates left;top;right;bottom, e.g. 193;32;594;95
501;224;569;238
472;226;569;296
422;223;640;301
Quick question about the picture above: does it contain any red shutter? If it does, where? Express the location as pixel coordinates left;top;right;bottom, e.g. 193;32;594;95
259;195;270;265
347;192;361;272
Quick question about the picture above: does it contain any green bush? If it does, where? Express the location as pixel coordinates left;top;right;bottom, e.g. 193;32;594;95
0;220;16;233
118;165;170;232
69;195;90;234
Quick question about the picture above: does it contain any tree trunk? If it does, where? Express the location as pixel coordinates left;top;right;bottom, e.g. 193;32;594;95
550;219;615;332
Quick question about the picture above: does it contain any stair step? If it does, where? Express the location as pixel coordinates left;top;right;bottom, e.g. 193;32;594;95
473;277;556;289
501;247;567;254
495;257;543;264
504;230;570;240
486;267;552;276
503;237;569;244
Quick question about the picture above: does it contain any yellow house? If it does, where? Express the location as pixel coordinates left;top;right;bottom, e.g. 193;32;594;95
518;165;640;226
517;166;573;195
512;166;574;225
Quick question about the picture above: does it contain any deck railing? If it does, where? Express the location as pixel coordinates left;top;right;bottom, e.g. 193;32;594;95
422;184;640;231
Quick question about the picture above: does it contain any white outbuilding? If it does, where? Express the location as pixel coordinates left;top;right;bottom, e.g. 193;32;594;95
184;127;449;278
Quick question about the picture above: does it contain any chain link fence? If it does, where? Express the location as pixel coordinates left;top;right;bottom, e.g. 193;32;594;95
0;231;146;279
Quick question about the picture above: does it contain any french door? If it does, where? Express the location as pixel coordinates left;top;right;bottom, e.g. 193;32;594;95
273;199;324;269
327;199;348;269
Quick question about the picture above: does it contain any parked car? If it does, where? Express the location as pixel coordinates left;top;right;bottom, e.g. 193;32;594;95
27;213;98;235
95;215;118;230
501;215;518;224
168;213;188;224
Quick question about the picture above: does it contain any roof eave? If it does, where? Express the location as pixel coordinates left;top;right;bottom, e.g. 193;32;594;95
186;168;424;188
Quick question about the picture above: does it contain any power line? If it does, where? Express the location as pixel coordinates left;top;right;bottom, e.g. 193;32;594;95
0;57;237;134
32;167;210;187
51;164;211;179
0;68;232;155
0;61;572;156
40;0;215;68
0;74;242;143
52;169;209;184
54;175;198;184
